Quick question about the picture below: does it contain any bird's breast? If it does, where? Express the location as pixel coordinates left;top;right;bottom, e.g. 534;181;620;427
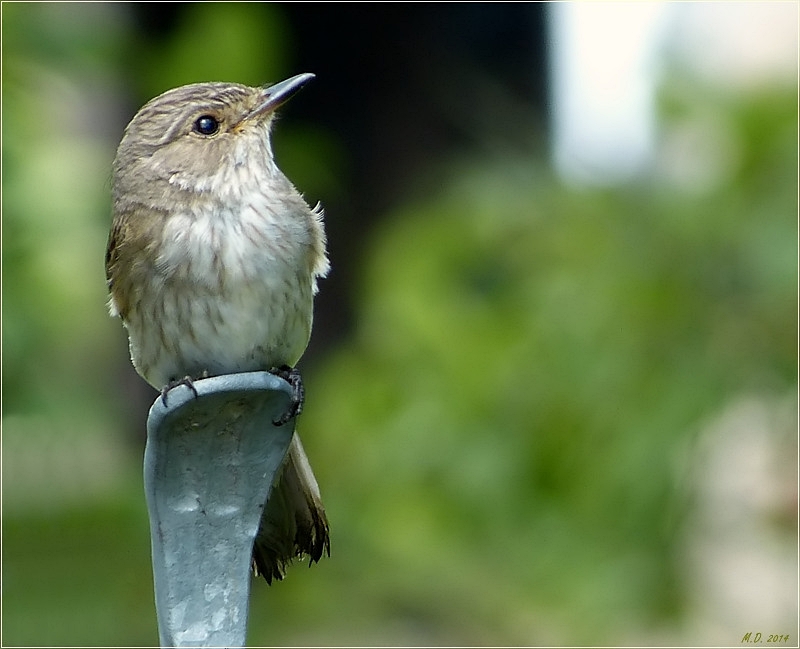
126;198;315;388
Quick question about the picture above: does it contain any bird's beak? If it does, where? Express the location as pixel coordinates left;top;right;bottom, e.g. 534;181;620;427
248;73;315;122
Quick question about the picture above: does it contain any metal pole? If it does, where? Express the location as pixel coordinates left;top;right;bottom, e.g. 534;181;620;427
143;371;295;648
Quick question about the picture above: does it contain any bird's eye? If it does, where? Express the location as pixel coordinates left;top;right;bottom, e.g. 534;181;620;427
193;115;219;136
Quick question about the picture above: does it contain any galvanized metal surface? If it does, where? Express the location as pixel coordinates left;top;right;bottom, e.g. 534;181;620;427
144;371;295;648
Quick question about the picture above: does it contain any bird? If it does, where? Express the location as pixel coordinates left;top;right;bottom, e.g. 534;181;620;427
105;73;330;583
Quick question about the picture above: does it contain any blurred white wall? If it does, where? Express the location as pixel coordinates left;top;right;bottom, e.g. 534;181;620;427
549;2;798;186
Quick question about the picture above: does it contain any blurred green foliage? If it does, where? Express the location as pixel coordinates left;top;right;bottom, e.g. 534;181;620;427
296;79;796;644
2;3;796;647
130;3;288;100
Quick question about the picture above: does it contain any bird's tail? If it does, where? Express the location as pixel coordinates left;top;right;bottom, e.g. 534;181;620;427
252;432;330;584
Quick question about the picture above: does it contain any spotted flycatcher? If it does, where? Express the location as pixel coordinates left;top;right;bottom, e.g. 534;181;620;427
105;73;330;583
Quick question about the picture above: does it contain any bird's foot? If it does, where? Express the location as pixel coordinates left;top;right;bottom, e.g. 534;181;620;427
160;375;198;407
269;365;304;426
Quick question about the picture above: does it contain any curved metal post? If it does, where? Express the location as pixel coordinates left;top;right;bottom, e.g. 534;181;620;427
144;371;295;648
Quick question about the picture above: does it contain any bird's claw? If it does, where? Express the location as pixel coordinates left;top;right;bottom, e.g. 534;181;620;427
160;375;198;407
269;365;304;426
